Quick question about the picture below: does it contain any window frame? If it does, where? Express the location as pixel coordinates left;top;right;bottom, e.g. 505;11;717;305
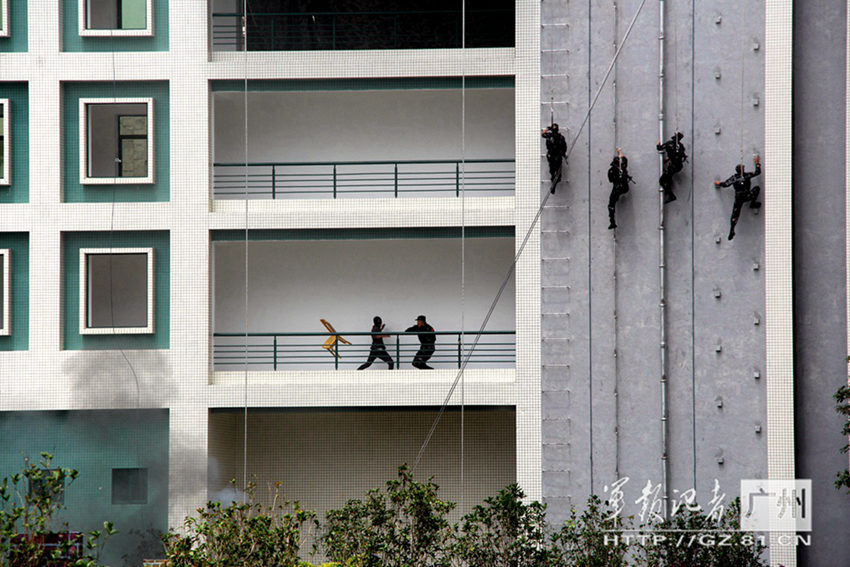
79;247;155;335
111;467;148;504
0;99;11;186
78;0;154;37
0;249;9;336
0;0;9;38
79;97;154;185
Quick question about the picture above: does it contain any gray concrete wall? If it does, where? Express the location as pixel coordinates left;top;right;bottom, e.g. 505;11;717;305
541;0;767;526
792;1;850;565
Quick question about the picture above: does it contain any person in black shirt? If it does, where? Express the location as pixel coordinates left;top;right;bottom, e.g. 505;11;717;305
357;316;394;370
405;315;436;370
542;123;568;194
607;148;633;230
715;155;762;240
656;132;687;203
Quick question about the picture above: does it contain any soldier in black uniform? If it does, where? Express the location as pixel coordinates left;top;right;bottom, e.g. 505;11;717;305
405;315;436;369
357;316;394;370
542;123;567;194
607;148;633;230
714;155;762;240
656;132;687;203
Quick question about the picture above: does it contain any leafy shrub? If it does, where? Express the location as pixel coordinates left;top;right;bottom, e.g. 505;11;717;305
0;453;114;567
452;483;551;567
550;495;629;567
162;481;317;567
322;465;455;567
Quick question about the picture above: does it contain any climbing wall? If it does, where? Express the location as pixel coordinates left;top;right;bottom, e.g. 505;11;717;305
541;0;766;524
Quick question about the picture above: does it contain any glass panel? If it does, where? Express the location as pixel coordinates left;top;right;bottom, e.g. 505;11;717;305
87;103;148;178
86;0;118;29
119;115;148;177
120;0;146;29
87;253;148;328
0;106;5;177
0;256;4;328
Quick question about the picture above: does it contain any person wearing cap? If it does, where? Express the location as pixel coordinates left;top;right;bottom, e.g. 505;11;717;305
656;131;687;203
405;315;436;370
541;123;567;194
357;316;394;370
714;155;762;240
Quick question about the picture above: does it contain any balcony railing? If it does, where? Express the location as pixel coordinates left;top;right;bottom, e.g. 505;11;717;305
211;9;514;51
213;330;515;370
213;159;515;199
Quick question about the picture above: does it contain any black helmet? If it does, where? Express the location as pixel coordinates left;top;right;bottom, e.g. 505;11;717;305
551;123;559;132
373;316;382;326
735;164;744;175
675;132;684;141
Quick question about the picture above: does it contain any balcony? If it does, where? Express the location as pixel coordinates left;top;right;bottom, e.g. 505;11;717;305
214;329;515;371
211;83;515;201
211;230;516;373
210;1;514;52
213;158;514;200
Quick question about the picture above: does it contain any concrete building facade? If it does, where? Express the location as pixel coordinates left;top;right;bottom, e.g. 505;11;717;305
0;1;846;566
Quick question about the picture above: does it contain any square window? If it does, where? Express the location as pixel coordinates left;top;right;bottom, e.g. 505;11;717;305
79;0;153;37
0;249;9;336
28;469;65;504
111;468;147;504
80;98;154;185
0;99;10;185
79;248;154;335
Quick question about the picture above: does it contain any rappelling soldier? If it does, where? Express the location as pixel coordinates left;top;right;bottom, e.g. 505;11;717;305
714;155;762;240
656;132;687;203
542;123;567;194
607;147;633;230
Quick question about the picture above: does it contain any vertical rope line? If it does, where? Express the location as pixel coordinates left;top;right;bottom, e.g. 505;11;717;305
459;0;466;514
739;38;746;165
672;0;679;133
587;0;594;496
106;26;147;528
241;0;249;497
689;0;697;493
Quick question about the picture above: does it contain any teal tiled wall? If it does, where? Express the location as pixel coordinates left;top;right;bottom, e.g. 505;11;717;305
63;82;169;203
0;409;169;566
0;232;27;350
0;83;28;203
62;231;169;350
0;0;27;52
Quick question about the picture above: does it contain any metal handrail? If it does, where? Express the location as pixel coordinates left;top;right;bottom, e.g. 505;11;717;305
213;158;515;199
213;330;515;370
211;9;514;51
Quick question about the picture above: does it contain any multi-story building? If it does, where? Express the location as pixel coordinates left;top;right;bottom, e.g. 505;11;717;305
0;1;847;566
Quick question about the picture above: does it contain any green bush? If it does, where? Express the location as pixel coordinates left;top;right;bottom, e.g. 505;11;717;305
0;453;114;567
162;481;317;567
322;465;455;567
452;484;551;567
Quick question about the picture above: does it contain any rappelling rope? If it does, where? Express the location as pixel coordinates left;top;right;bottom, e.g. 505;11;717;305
413;0;650;471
